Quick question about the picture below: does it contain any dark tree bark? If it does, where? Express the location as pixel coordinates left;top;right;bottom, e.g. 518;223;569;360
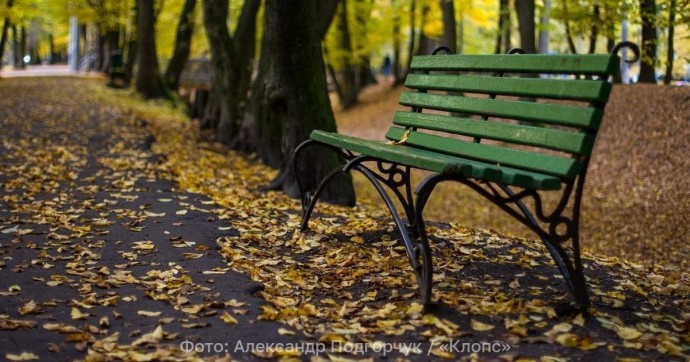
96;30;120;72
638;0;657;83
441;0;456;53
316;0;340;38
135;0;166;99
164;0;196;90
336;0;358;109
239;0;339;166
354;0;377;89
124;1;138;86
603;2;616;53
229;0;260;145
587;4;600;54
0;0;13;65
201;0;260;143
238;35;283;167
562;0;578;53
12;24;24;69
403;0;417;76
392;0;402;83
515;0;536;53
416;3;433;55
262;0;355;206
201;0;236;136
663;0;676;85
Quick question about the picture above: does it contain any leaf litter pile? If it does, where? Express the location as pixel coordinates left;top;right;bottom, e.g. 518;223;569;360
0;77;688;361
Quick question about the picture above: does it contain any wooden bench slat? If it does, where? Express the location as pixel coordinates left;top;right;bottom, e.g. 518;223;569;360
399;92;603;130
385;126;582;179
392;111;595;155
404;74;612;103
311;130;562;190
410;54;619;75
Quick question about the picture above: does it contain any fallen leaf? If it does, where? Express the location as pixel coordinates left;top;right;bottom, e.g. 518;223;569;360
5;352;39;361
220;312;238;325
471;319;495;331
137;310;162;317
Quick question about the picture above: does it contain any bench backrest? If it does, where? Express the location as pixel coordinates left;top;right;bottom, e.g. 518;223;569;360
386;53;620;181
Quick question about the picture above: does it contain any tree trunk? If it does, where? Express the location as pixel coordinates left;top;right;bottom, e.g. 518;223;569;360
135;0;166;99
336;0;358;109
515;0;536;53
392;0;402;83
12;24;25;69
440;0;456;53
416;4;433;55
262;0;355;206
316;0;340;38
603;2;616;53
201;0;260;143
238;35;283;167
538;0;550;54
124;1;138;86
495;0;511;54
0;0;13;65
229;0;261;141
354;0;377;89
164;0;196;90
638;0;657;83
240;0;339;166
201;0;236;141
587;4;600;54
100;30;120;72
403;0;417;77
562;0;578;54
663;0;676;85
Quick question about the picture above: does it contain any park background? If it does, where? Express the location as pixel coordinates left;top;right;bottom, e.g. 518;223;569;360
1;0;689;360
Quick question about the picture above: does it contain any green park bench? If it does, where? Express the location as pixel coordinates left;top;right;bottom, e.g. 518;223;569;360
293;43;639;310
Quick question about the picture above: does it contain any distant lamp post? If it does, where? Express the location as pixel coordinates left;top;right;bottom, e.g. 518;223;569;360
68;16;79;71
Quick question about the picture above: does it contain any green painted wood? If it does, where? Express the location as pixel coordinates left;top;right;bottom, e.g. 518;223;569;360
385;126;582;179
404;74;613;103
392;111;595;155
410;54;619;75
310;130;562;190
399;91;603;130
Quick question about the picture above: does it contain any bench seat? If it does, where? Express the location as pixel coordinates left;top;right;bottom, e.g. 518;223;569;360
311;130;562;190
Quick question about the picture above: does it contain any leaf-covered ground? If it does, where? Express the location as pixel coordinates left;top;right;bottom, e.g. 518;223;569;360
1;77;688;361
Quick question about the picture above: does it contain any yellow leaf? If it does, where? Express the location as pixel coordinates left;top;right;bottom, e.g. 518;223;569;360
617;326;642;340
132;241;155;250
18;300;40;316
429;348;455;359
555;333;579;347
405;303;424;316
220;312;238;325
350;236;365;244
137;310;162;317
471;319;495;331
71;308;89;320
278;328;295;335
175;209;188;215
394;129;411;145
132;325;164;346
572;313;586;327
5;352;39;361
